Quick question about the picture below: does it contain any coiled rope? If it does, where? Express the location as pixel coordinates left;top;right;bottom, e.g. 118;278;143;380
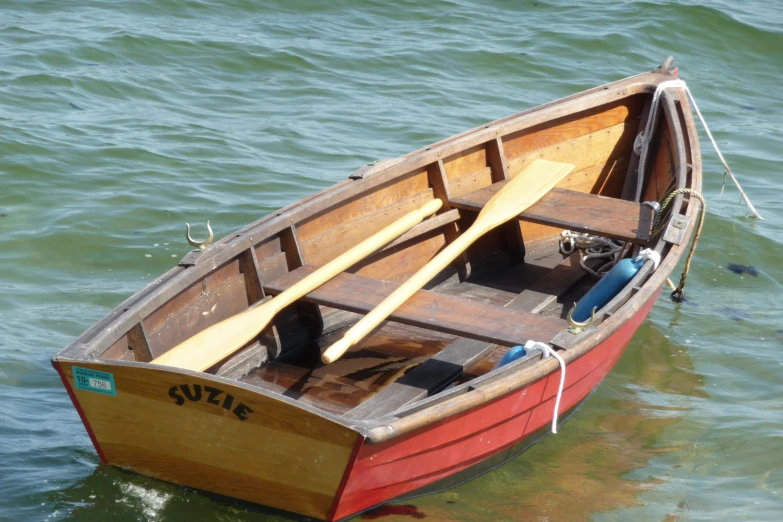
559;231;628;277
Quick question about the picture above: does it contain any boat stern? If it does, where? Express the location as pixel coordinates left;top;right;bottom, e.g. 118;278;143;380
51;358;362;520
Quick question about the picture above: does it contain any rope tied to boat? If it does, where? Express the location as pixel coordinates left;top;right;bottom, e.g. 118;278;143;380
634;248;661;270
634;79;762;220
560;230;627;277
525;341;566;434
653;188;707;302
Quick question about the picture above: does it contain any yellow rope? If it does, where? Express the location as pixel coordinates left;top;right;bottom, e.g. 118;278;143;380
653;188;706;302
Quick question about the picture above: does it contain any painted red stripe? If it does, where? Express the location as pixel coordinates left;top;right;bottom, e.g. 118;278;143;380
52;361;108;465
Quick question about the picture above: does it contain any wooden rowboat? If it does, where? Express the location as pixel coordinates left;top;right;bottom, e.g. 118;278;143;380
53;57;702;520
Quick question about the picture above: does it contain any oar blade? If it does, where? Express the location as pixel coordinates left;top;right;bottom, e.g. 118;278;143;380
475;159;574;230
151;304;275;371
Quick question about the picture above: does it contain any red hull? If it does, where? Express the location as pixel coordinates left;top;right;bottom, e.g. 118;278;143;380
330;290;661;520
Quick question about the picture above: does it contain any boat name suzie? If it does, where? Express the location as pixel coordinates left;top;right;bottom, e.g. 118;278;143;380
168;384;253;421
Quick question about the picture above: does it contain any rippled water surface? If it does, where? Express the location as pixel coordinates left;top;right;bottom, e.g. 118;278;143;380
1;1;782;520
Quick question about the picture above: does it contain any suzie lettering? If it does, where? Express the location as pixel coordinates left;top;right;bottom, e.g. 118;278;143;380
168;384;254;421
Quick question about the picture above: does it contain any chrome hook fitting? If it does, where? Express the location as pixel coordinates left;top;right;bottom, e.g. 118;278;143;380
186;220;214;251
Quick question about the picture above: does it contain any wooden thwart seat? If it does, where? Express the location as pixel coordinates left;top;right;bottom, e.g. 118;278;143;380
265;266;566;350
342;252;587;420
451;183;654;243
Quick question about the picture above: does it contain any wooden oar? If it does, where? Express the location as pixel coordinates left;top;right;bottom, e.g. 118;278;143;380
152;198;444;371
321;159;574;364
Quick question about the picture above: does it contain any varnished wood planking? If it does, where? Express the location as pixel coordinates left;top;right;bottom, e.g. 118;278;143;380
62;361;358;446
58;361;359;518
143;259;242;333
254;235;282;262
377;209;460;254
352;230;448;284
100;335;130;361
300;190;436;267
296;170;429;243
502;95;644;160
102;444;336;519
426;160;470;281
343;253;587;420
265;266;566;347
245;323;452;416
146;272;251;356
259;250;289;283
501;119;637;248
87;394;350;493
516;155;631;246
446;166;493;199
506;120;639;179
452;186;653;243
643;128;674;203
442;144;488;181
554;154;630;196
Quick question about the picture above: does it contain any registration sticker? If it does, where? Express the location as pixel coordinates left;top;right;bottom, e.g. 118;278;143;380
72;367;116;396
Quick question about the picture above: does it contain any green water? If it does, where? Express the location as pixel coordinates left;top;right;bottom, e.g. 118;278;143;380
2;1;782;520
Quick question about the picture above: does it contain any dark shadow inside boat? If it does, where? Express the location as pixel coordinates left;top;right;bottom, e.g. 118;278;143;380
241;322;457;415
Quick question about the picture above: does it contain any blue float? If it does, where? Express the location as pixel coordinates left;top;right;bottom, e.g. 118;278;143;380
571;257;645;322
494;345;527;368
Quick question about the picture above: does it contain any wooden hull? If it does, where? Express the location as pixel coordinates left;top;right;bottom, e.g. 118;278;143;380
331;289;661;520
52;359;361;519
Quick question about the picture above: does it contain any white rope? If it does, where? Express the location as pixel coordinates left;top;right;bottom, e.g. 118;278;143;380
634;248;661;270
635;80;685;202
524;341;566;434
634;79;762;219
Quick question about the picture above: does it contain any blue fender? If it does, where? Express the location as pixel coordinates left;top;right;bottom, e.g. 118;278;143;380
572;257;645;322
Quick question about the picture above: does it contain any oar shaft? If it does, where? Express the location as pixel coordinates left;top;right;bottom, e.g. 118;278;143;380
321;159;574;364
271;198;444;313
322;226;482;364
151;198;443;371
